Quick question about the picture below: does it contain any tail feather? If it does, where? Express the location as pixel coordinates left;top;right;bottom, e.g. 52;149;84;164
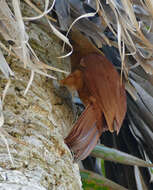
71;123;98;151
74;126;100;161
65;104;95;144
65;104;102;161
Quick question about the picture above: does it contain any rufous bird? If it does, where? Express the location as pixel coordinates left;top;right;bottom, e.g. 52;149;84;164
60;30;127;162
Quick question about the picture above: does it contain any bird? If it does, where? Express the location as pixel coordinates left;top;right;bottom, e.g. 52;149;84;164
55;1;153;188
60;50;127;162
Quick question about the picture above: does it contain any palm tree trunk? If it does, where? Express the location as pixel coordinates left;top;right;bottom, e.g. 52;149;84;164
0;64;82;190
0;1;82;189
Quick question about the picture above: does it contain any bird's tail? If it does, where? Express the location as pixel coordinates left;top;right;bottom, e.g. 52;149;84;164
65;104;103;162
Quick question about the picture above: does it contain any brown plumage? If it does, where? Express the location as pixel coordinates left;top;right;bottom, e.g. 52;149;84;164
61;53;127;162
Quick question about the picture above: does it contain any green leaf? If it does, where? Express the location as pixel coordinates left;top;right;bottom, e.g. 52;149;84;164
80;169;128;190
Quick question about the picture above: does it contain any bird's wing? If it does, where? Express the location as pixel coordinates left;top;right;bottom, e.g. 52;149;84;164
82;53;127;133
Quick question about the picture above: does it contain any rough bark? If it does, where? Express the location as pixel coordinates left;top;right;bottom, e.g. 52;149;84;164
0;1;82;190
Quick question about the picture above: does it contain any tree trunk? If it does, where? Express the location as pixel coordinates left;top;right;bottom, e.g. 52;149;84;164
0;1;82;189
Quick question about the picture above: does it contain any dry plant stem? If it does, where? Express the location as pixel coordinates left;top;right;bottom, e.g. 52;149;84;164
23;0;57;22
